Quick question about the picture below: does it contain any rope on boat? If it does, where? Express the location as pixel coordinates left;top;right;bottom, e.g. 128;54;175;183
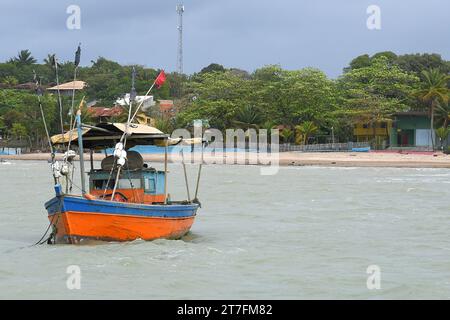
101;69;164;202
52;55;65;137
124;163;139;202
33;214;55;246
193;142;205;203
32;201;62;246
33;72;54;157
181;149;191;202
65;45;82;193
110;67;139;201
67;44;81;143
33;71;58;186
66;175;84;194
103;157;118;198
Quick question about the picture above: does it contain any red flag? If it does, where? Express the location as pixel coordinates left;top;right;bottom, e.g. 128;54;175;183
155;70;166;89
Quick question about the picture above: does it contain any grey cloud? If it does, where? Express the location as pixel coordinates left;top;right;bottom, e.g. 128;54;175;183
0;0;449;77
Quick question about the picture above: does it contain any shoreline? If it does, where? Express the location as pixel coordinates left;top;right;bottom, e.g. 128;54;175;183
1;152;450;168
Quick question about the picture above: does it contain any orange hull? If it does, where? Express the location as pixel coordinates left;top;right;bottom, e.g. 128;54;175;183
49;211;195;243
89;189;166;204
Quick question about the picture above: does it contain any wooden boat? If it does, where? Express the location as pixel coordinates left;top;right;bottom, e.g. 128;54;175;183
44;118;202;244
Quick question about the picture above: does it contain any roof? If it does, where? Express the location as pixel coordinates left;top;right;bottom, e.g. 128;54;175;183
50;122;203;149
51;123;168;149
159;100;174;107
87;106;123;118
47;80;86;91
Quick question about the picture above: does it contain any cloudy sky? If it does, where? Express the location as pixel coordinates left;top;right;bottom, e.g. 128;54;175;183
0;0;449;77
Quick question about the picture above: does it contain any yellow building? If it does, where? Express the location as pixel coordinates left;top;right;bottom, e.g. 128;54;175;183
353;120;392;149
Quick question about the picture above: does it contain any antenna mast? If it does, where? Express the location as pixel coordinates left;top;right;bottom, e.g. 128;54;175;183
176;3;184;74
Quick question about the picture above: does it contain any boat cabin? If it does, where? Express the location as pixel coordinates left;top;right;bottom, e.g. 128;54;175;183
88;151;166;204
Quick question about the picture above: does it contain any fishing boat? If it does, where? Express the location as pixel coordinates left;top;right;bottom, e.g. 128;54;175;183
33;46;204;244
44;120;202;244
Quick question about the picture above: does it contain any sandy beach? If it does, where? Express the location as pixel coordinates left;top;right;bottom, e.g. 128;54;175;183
1;151;450;168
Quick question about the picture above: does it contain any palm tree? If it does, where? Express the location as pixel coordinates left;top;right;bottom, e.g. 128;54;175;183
43;54;57;67
280;128;294;144
416;69;449;149
233;105;264;130
435;100;450;129
1;76;18;86
295;121;318;145
435;127;449;151
154;117;173;134
13;50;37;65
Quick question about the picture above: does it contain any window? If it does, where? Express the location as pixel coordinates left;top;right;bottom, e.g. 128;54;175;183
118;179;141;189
93;179;140;190
145;178;156;194
93;180;115;190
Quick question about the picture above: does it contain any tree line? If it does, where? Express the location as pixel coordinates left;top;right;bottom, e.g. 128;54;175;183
0;50;449;151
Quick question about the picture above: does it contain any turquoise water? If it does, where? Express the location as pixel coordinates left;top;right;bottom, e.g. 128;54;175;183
0;161;449;299
107;145;257;155
0;148;18;155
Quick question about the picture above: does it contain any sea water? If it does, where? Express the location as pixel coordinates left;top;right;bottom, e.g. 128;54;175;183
0;161;449;299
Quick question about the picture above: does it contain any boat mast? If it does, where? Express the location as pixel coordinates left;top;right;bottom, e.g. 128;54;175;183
76;110;86;194
164;142;168;204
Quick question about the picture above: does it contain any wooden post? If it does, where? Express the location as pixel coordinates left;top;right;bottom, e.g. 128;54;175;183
181;149;191;203
76;111;86;194
90;149;94;171
194;143;204;201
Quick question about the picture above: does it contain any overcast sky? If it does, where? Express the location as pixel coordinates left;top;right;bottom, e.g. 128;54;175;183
0;0;449;77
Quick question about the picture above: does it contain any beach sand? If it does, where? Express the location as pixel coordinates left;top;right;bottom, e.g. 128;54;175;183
1;151;450;168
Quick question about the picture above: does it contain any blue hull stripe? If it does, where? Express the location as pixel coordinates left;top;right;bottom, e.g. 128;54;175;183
45;196;198;218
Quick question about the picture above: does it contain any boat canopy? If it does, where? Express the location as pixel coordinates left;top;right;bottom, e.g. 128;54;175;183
50;123;198;149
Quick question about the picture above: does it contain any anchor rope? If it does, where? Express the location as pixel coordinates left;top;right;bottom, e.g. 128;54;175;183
33;214;56;246
32;199;62;246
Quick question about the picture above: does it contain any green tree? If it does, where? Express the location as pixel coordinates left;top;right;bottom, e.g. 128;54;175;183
177;71;253;130
415;69;449;148
154;117;173;134
1;76;18;86
280;128;294;144
338;56;420;147
252;65;284;82
345;52;397;72
396;53;450;76
435;101;450;128
295;121;318;145
345;54;371;72
435;127;449;151
200;63;226;74
11;123;27;139
371;51;398;65
12;50;37;65
253;67;338;128
232;105;264;129
43;54;57;67
0;89;57;150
